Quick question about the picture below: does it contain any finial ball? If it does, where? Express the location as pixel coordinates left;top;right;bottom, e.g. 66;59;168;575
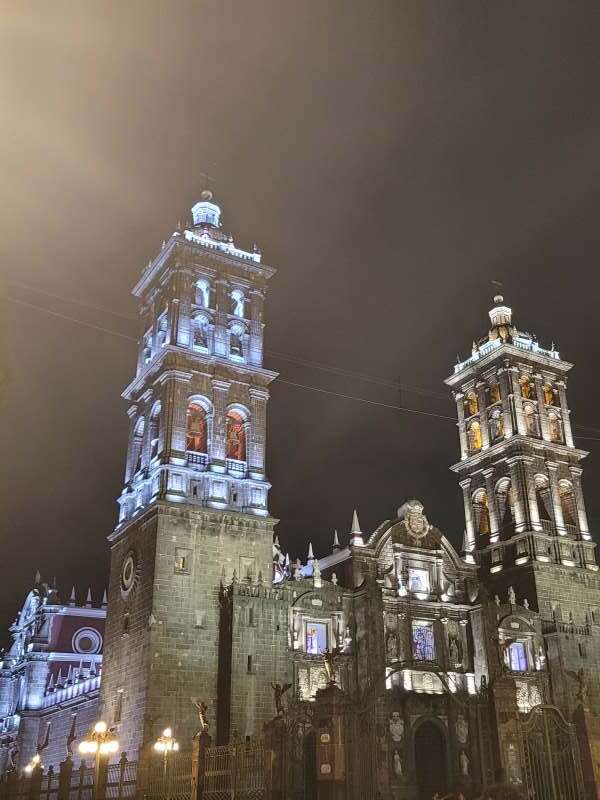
200;189;213;201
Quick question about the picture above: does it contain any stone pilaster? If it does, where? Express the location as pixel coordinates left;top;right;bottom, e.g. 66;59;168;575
460;478;476;556
522;456;541;531
476;383;491;449
161;371;192;464
124;405;139;484
547;461;565;534
483;469;500;537
557;380;575;447
248;289;264;367
533;374;550;442
213;279;230;357
569;465;590;538
507;458;526;532
455;393;469;460
175;269;193;348
248;387;268;477
509;368;527;436
210;379;231;468
497;368;514;438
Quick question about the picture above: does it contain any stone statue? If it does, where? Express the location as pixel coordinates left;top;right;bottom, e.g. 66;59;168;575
191;697;210;735
322;649;339;684
66;714;77;757
386;631;398;661
460;750;470;776
388;711;404;743
566;668;589;708
508;586;516;605
392;750;403;777
270;682;292;716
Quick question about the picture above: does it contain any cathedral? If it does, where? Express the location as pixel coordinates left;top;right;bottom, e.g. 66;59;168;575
2;189;600;799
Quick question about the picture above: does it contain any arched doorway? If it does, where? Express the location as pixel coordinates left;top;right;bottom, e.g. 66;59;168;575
414;720;448;800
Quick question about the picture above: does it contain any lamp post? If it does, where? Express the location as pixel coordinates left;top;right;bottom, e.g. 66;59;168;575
24;753;41;774
79;721;119;800
153;727;179;799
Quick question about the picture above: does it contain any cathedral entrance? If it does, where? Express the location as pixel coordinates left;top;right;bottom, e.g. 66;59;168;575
414;720;448;800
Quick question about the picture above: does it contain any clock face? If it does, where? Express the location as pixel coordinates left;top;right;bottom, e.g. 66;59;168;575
120;550;138;596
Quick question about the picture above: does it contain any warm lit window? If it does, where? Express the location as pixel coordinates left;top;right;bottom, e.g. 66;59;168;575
412;623;435;661
465;392;479;416
408;568;430;593
468;421;482;451
305;622;328;655
186;403;207;453
226;411;246;461
509;642;528;672
489;384;501;405
473;491;490;534
544;385;555;405
548;413;562;443
520;377;533;399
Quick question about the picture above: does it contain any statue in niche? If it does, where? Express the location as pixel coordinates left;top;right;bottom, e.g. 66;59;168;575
230;331;243;357
449;633;462;666
392;750;403;777
459;750;470;776
230;290;245;317
456;714;468;745
386;631;398;661
508;585;516;605
389;712;404;744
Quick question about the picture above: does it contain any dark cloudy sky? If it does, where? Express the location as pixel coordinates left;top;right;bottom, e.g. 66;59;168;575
2;2;600;647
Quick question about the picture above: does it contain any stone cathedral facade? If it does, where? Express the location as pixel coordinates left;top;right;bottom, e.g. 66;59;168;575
3;190;600;799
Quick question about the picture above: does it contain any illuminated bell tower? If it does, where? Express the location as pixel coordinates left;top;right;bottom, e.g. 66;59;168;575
445;295;596;588
99;190;277;755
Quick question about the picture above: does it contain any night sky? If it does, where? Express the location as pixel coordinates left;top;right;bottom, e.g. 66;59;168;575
2;3;600;649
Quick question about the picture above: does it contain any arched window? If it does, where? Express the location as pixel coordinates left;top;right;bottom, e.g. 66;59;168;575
489;383;501;405
186;403;207;453
548;412;562;443
132;418;145;474
230;288;245;318
192;316;209;352
229;325;244;360
226;410;246;461
489;409;504;441
544;384;555;405
465;391;479;417
508;642;528;672
196;278;211;308
473;490;490;534
467;421;482;452
149;404;161;461
559;481;576;526
534;475;552;522
524;404;540;437
496;479;515;529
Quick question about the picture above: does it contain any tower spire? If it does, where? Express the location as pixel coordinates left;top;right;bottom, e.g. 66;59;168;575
332;529;341;551
349;510;364;547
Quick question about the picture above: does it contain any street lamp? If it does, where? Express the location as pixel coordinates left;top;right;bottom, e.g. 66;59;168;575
153;727;179;774
24;753;41;774
79;721;119;800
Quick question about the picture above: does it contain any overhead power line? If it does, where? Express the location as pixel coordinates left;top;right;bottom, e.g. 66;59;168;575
4;289;600;441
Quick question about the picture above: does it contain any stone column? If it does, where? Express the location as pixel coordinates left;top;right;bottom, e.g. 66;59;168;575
498;368;514;437
476;383;490;449
210;379;230;469
533;374;551;442
213;279;230;357
124;405;138;484
175;269;193;348
248;387;268;478
557;381;575;447
547;462;565;534
454;393;469;460
161;372;191;465
248;289;264;367
522;457;542;531
569;466;590;538
483;469;500;537
509;368;527;436
460;479;476;557
507;458;526;532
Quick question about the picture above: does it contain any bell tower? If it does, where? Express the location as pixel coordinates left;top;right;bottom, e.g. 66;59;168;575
446;295;595;579
99;190;278;755
446;296;600;713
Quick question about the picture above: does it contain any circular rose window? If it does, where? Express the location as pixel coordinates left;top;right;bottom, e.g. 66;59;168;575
72;627;102;655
